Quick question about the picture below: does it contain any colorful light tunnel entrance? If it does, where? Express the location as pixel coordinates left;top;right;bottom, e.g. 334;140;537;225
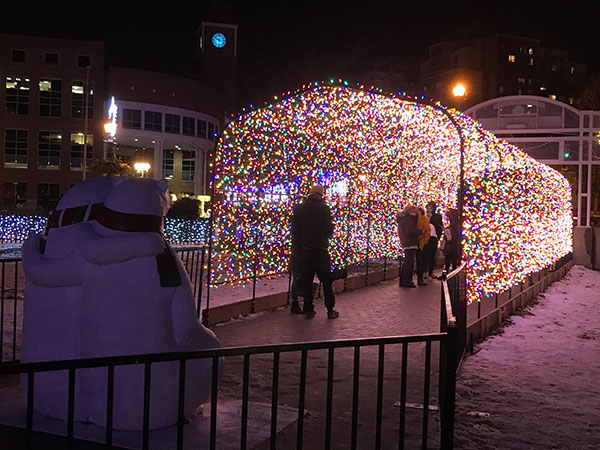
210;83;572;303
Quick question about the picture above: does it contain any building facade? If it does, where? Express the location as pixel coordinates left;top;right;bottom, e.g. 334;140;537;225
103;67;223;197
0;34;106;212
0;25;236;213
410;34;588;110
465;95;600;228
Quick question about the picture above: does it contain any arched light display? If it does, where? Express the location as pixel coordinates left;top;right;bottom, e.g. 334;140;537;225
211;82;572;302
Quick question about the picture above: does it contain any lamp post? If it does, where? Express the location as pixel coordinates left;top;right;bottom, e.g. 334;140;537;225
82;66;90;180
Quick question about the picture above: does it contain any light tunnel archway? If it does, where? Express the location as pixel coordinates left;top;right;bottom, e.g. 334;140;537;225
210;83;572;302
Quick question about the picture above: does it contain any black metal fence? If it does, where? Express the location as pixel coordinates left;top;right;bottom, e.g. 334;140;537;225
438;262;467;450
1;332;454;450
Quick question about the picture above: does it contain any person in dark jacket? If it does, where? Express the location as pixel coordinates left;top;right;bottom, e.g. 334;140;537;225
291;185;339;319
441;208;460;273
289;210;304;314
396;205;423;288
424;201;443;278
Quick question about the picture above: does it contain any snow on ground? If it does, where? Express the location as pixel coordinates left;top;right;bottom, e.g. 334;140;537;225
454;265;600;450
0;243;21;260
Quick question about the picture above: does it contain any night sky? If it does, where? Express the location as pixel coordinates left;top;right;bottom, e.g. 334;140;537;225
2;1;599;109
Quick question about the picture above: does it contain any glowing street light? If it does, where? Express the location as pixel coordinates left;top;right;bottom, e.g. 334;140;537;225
452;83;467;97
134;162;151;178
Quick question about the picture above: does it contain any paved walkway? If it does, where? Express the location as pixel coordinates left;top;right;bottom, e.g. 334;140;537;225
209;277;445;449
212;276;442;347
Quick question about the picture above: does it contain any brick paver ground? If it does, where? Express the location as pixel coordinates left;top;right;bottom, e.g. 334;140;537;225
211;277;445;450
213;276;442;346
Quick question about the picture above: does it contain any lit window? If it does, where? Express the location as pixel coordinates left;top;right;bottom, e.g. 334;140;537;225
6;76;30;115
540;86;547;91
568;97;574;105
552;65;558;72
38;131;61;168
182;150;195;181
39;79;62;117
508;54;516;63
69;133;93;168
528;48;534;55
71;81;94;119
549;94;557;100
518;77;526;85
4;129;28;168
529;58;534;66
72;84;84;95
570;66;575;75
163;150;174;179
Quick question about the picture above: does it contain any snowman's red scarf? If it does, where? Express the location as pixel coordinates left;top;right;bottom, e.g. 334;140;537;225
41;203;181;287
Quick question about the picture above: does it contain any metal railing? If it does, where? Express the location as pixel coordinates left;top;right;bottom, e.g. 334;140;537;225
438;261;467;450
1;332;449;450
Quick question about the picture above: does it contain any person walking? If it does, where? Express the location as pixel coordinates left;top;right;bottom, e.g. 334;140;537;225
396;205;423;288
291;185;339;319
424;201;443;278
416;207;430;286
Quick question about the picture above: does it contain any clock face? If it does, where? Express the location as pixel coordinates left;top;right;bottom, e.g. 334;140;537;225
211;32;227;49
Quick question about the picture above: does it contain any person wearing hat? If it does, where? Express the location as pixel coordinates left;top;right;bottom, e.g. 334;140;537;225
290;185;339;318
396;204;425;288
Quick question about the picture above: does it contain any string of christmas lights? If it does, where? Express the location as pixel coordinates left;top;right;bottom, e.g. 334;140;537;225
211;82;572;303
0;215;210;245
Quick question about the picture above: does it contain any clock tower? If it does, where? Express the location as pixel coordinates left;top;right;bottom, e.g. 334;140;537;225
198;21;238;114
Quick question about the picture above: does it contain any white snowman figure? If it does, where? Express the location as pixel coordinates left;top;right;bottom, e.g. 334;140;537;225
22;177;221;430
21;176;125;420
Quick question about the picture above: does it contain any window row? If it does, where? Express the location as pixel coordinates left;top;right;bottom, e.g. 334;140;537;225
3;130;93;169
121;108;219;140
161;149;196;181
11;49;91;68
5;76;94;118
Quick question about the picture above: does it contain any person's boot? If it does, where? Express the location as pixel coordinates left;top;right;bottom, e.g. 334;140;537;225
290;301;304;314
327;309;339;319
417;277;427;286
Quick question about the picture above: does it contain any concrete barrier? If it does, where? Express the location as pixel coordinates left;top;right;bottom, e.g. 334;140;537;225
466;261;573;349
573;226;600;269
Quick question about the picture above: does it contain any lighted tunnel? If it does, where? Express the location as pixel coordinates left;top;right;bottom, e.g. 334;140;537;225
210;82;572;302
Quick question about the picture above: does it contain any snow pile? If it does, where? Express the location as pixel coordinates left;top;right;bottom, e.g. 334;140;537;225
455;265;600;450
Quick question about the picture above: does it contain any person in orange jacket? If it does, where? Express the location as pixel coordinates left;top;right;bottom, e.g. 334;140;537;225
416;207;431;286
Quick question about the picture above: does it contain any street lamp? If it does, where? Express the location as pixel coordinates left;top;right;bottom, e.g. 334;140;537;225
134;162;151;178
452;83;467;98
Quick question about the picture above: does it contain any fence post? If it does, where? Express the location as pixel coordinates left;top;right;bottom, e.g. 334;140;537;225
197;246;206;319
439;325;457;449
